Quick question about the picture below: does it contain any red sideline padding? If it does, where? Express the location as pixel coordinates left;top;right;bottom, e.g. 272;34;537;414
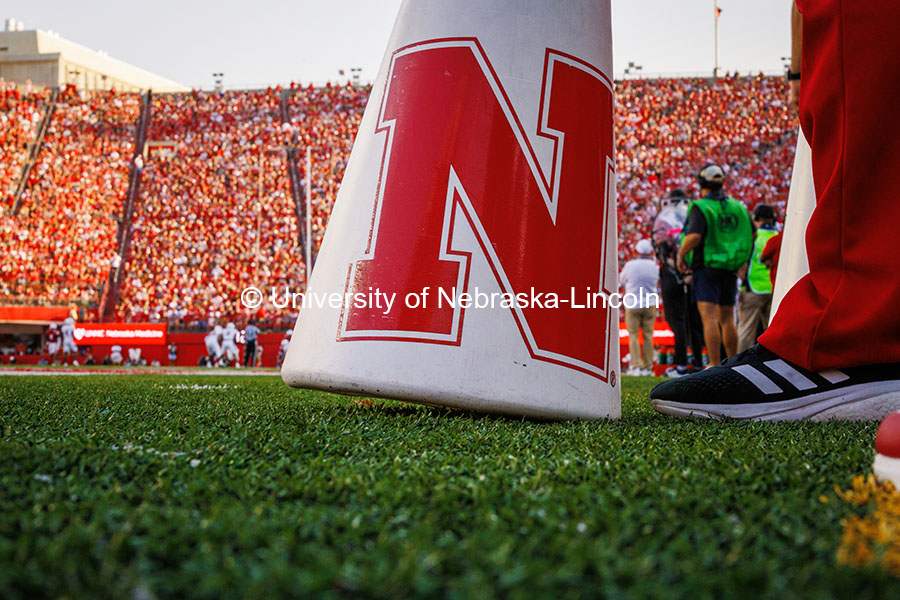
0;306;71;322
619;319;679;375
0;332;288;368
619;319;674;346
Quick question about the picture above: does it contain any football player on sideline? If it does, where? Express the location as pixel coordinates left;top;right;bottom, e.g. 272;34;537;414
277;330;291;368
60;317;78;356
46;324;61;356
221;322;240;367
204;325;223;367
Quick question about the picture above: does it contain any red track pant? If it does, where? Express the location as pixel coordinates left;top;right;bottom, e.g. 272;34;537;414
760;0;900;369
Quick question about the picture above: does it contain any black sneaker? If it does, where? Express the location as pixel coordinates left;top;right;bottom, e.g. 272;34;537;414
650;344;900;421
664;365;701;378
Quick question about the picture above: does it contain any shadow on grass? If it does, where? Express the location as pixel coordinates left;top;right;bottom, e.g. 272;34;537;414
340;398;678;427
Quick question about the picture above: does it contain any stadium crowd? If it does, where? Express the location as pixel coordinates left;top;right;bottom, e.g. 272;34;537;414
0;79;48;211
615;73;796;260
286;82;369;254
1;74;797;330
117;88;305;327
0;84;140;305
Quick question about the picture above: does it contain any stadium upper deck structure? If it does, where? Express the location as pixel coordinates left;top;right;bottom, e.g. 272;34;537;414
0;29;799;360
0;23;187;92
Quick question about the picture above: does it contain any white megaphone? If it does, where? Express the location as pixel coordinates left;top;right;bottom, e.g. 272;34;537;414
282;0;620;419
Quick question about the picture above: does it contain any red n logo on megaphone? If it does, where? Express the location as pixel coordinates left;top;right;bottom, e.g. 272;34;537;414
339;38;616;380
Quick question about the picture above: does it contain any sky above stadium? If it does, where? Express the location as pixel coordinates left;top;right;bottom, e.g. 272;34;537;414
5;0;791;89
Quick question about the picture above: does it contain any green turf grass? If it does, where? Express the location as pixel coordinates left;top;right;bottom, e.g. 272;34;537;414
1;374;897;599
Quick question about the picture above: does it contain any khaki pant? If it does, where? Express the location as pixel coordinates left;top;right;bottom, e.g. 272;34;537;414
625;307;657;369
737;290;772;352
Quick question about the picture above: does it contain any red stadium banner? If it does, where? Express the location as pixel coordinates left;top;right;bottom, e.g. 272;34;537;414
0;306;71;322
73;323;167;346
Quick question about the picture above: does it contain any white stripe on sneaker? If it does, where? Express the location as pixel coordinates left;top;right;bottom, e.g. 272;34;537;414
819;369;850;384
764;359;817;391
733;365;782;395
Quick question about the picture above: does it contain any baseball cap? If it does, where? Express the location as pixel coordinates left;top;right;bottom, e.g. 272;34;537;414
635;239;654;255
697;164;726;189
753;204;776;220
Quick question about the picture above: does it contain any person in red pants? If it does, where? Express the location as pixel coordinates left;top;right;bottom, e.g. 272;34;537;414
650;0;900;421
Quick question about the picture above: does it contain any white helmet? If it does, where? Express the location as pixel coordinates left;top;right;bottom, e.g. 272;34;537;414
226;322;235;329
64;317;75;325
49;323;58;329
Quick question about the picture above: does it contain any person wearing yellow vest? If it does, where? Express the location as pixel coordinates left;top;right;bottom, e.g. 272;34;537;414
675;164;754;368
737;204;778;352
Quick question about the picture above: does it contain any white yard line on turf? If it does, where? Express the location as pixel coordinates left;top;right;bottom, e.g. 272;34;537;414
0;368;280;376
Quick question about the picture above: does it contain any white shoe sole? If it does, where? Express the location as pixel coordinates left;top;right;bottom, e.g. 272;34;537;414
665;370;695;379
651;382;900;422
874;453;900;488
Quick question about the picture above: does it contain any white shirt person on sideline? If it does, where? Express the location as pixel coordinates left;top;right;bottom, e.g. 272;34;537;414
620;239;660;375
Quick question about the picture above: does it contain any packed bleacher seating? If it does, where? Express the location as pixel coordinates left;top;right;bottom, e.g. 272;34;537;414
286;82;369;254
117;88;304;327
0;79;48;211
0;74;798;324
283;76;796;266
0;85;140;306
615;74;797;260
